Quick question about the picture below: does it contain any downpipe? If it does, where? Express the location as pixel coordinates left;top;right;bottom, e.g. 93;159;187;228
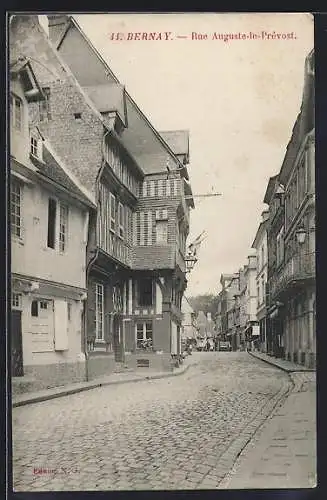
83;138;108;382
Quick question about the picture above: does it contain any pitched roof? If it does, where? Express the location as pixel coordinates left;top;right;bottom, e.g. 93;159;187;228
160;130;189;158
54;15;190;180
263;175;278;204
30;141;96;207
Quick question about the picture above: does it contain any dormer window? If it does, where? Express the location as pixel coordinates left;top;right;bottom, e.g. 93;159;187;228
30;136;38;156
10;94;23;131
30;133;43;160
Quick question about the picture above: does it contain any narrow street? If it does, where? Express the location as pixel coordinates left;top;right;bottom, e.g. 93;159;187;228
12;352;291;491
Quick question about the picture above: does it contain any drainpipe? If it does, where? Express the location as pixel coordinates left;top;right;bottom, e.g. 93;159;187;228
83;134;109;381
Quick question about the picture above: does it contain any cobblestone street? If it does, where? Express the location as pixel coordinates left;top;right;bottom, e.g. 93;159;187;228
12;352;291;491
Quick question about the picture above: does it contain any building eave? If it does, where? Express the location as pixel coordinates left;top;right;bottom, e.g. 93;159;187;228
64;16;188;176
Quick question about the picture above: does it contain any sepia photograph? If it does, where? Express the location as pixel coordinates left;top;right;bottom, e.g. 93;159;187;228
8;12;316;492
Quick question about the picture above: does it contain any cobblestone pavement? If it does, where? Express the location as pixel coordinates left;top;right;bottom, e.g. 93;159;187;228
220;371;316;489
12;352;291;492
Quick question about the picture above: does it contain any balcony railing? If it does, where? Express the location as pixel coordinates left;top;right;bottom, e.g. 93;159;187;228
269;252;315;298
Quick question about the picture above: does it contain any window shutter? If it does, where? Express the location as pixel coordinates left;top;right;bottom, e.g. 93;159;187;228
54;300;69;351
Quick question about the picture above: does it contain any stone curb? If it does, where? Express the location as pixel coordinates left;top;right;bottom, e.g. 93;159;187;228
248;351;315;373
216;379;293;489
12;363;193;408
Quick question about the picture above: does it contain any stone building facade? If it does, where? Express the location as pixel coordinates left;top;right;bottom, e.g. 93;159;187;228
10;53;95;390
267;50;315;368
10;14;194;379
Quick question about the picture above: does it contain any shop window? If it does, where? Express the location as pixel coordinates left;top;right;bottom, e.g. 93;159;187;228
136;322;153;350
138;278;153;306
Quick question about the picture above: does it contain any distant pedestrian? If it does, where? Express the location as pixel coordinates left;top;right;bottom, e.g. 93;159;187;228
206;340;211;352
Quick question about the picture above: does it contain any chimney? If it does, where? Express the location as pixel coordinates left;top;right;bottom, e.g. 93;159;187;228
47;15;70;45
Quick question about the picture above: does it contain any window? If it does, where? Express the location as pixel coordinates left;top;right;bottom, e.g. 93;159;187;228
67;303;72;322
11;179;22;238
261;278;265;303
30;136;38;157
40;301;48;310
39;87;51;121
10;94;23;130
136;322;153;350
47;198;57;249
261;245;265;268
110;193;116;232
276;226;284;267
156;220;168;244
74;113;82;120
118;202;124;238
138;278;153;307
31;300;38;317
95;284;104;340
59;203;68;252
12;293;22;310
47;198;69;251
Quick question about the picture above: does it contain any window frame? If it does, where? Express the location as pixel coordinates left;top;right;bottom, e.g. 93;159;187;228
59;202;69;253
95;283;104;341
11;178;22;239
109;193;116;233
30;135;38;157
10;93;23;131
118;201;124;238
156;220;168;244
47;197;69;252
136;321;153;350
137;278;153;307
12;293;22;310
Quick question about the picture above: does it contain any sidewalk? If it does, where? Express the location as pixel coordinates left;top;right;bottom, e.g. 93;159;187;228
219;352;317;489
12;354;198;408
249;350;315;372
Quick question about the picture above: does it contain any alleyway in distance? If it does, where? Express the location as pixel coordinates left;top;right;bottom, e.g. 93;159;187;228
12;352;291;491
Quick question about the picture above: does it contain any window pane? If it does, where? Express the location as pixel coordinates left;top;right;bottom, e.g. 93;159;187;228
59;203;68;252
95;284;104;340
138;278;153;306
14;97;22;130
11;180;21;237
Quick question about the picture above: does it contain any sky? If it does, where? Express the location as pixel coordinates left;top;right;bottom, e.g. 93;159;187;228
42;13;313;296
